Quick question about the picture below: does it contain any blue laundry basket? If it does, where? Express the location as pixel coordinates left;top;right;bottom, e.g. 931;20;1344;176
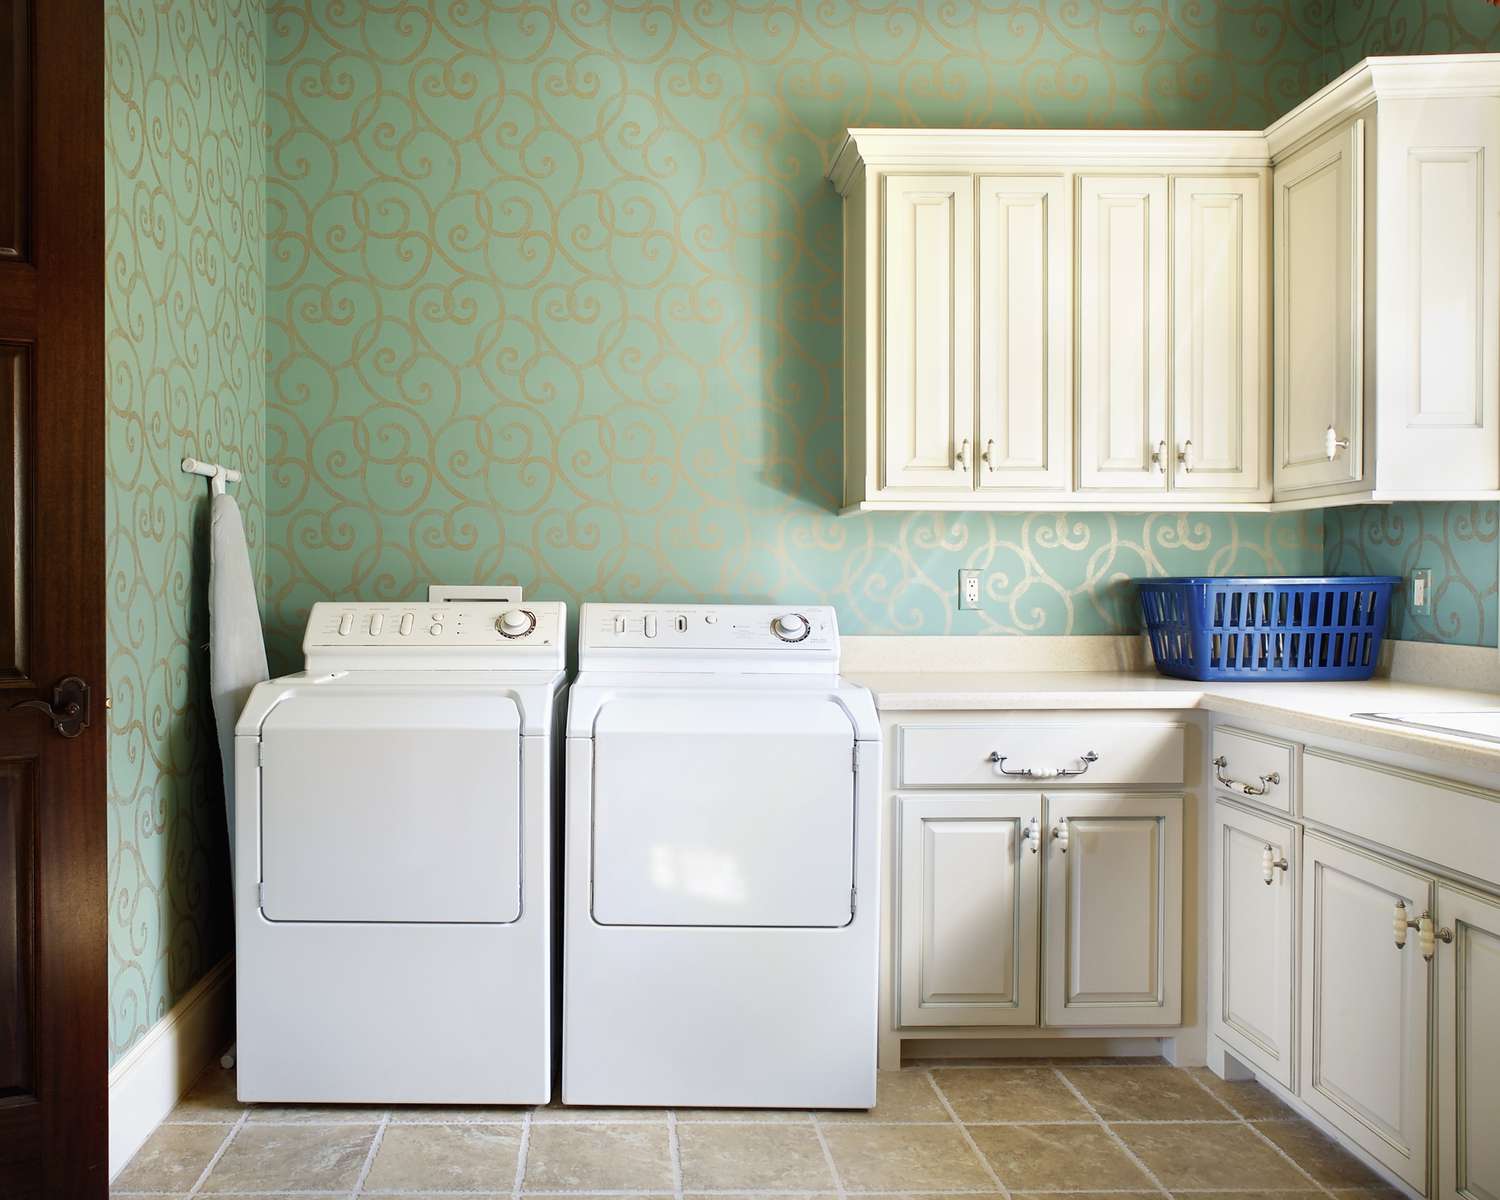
1138;576;1400;681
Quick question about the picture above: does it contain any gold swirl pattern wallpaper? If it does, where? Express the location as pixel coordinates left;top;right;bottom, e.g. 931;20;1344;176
106;0;265;1063
260;0;1342;667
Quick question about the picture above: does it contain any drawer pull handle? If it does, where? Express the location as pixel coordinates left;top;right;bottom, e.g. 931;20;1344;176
1213;755;1280;797
1260;844;1289;884
990;750;1098;780
1395;901;1454;961
1022;815;1041;854
1053;817;1069;854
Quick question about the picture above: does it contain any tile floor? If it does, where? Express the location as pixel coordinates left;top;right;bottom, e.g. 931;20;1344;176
114;1060;1402;1199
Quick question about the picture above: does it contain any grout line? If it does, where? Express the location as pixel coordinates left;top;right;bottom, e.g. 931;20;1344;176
1051;1068;1169;1199
924;1068;1012;1200
666;1109;685;1200
183;1107;251;1198
808;1110;848;1200
350;1110;391;1197
1180;1069;1337;1200
512;1107;534;1200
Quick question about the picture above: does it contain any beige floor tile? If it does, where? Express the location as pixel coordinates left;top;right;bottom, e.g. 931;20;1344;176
682;1195;836;1200
386;1104;529;1123
165;1068;242;1124
932;1067;1090;1123
1189;1067;1298;1119
362;1123;520;1191
674;1108;810;1121
200;1123;377;1192
523;1123;675;1190
968;1124;1153;1191
822;1124;993;1191
820;1071;950;1123
534;1103;667;1122
244;1102;387;1122
1179;1194;1323;1199
1254;1119;1387;1187
111;1124;228;1193
1116;1123;1311;1190
1062;1065;1235;1121
678;1123;836;1190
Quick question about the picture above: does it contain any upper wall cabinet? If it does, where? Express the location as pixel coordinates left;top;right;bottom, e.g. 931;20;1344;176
1268;55;1500;506
830;133;1272;512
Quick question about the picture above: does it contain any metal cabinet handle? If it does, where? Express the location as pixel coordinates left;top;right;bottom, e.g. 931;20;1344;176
982;439;996;472
1261;844;1289;884
1324;424;1350;461
1213;755;1280;797
1177;440;1194;473
1022;815;1041;854
1396;901;1454;961
1151;440;1167;473
955;438;970;470
990;750;1098;780
1053;817;1069;854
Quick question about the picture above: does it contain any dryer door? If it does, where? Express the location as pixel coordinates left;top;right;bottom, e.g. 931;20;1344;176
591;693;856;927
259;691;522;923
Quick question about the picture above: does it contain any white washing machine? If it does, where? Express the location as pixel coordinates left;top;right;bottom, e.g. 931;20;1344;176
233;599;566;1104
563;603;880;1109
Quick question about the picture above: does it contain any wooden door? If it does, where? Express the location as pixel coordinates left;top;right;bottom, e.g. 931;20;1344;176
896;793;1040;1027
1273;120;1364;496
1076;176;1168;493
1171;175;1266;495
975;175;1069;493
0;2;108;1196
880;174;974;494
1042;791;1182;1026
1299;834;1430;1192
1211;800;1296;1089
1435;883;1500;1200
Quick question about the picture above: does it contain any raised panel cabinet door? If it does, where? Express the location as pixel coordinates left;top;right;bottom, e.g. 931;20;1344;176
1077;175;1169;492
1171;175;1267;495
1273;119;1364;496
1043;791;1182;1027
1376;98;1500;494
1299;834;1430;1192
1436;883;1500;1200
1211;801;1296;1089
880;174;975;494
975;175;1069;492
897;793;1041;1027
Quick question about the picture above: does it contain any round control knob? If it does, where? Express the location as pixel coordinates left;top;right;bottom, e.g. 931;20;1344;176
496;608;535;638
771;612;810;642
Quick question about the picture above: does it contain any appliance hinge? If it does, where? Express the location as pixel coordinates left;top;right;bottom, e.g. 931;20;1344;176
257;881;266;908
852;743;860;773
257;741;266;767
850;885;857;915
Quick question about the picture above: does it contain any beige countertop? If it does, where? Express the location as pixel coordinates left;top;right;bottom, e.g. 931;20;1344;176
845;669;1500;777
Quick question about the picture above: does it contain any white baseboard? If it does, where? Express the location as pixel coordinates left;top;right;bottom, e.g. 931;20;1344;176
108;955;235;1180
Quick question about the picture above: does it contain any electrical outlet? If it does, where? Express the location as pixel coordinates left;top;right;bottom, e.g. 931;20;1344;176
959;569;982;611
1410;567;1433;615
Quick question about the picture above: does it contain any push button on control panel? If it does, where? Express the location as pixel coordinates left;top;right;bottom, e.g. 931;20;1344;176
338;612;354;636
369;612;384;635
399;613;414;636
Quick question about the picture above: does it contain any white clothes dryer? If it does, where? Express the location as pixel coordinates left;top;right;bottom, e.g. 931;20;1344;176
563;604;880;1109
233;600;566;1104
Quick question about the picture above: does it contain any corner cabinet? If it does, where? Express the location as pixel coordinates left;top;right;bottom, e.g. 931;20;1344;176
829;132;1272;512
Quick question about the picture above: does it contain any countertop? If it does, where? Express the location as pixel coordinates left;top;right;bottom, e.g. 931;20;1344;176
844;669;1500;777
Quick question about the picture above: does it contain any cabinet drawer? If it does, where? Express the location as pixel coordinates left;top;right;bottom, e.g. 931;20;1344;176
1211;726;1295;813
1303;749;1500;887
897;722;1184;788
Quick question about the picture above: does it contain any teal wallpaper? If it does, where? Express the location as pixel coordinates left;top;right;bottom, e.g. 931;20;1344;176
106;0;265;1064
1324;0;1500;75
1326;504;1500;647
262;0;1329;667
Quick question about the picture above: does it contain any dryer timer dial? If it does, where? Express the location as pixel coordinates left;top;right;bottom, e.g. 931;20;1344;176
771;612;810;642
497;608;536;638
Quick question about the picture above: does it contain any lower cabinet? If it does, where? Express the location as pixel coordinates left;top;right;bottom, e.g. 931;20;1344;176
896;793;1040;1026
1435;883;1500;1200
895;790;1182;1030
1211;800;1297;1089
1299;833;1432;1193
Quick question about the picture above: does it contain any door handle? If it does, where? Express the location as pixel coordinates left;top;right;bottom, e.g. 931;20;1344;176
9;675;92;738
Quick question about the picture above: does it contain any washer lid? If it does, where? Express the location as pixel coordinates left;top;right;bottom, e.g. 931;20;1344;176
259;691;522;924
590;693;856;928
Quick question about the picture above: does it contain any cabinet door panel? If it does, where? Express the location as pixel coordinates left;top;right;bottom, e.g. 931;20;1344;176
897;793;1040;1027
1043;791;1182;1026
976;175;1068;492
1437;884;1500;1200
1299;834;1429;1191
1172;176;1266;494
1273;120;1364;495
1211;801;1296;1089
881;175;974;493
1078;176;1168;492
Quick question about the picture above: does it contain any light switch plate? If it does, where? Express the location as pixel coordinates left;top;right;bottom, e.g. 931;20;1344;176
959;569;982;610
1410;568;1433;616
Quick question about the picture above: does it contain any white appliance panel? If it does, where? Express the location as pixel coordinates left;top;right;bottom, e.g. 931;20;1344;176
591;695;856;927
260;692;522;923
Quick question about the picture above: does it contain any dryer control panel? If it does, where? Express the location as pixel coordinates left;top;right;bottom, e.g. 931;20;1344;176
302;601;566;672
579;603;838;671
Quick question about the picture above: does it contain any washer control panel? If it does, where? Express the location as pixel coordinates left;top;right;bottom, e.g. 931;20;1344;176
302;601;565;671
579;603;838;669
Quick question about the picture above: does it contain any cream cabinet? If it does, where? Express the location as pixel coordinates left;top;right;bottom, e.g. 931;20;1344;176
1210;800;1296;1089
1043;791;1183;1026
895;793;1040;1026
1435;883;1500;1200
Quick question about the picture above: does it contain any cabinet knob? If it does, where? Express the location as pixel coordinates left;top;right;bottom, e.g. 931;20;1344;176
1324;424;1351;461
1177;440;1194;473
955;438;970;470
1052;817;1069;854
1151;440;1166;473
1022;815;1041;854
1260;844;1289;884
1394;898;1421;950
1417;913;1454;962
982;439;995;472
